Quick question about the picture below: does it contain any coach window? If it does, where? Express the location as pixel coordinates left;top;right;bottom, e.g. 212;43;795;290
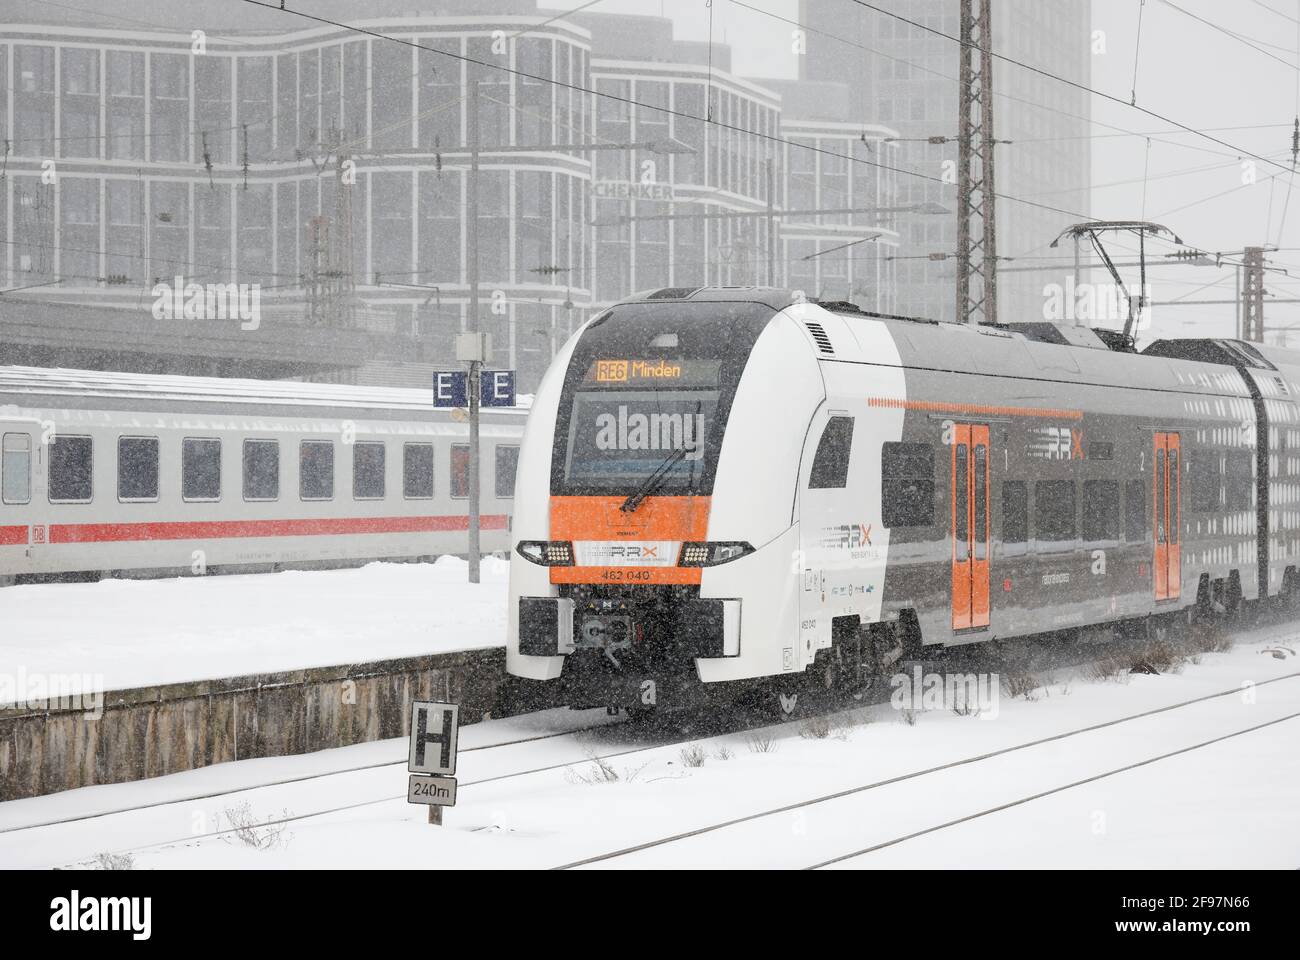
1189;453;1221;511
1081;476;1123;541
882;442;934;526
1082;479;1120;542
2;433;32;505
403;443;434;499
353;442;386;499
243;439;280;501
300;440;334;501
451;443;470;499
1225;450;1253;511
183;438;221;501
48;435;93;503
809;416;854;489
1001;480;1028;545
1034;479;1076;548
118;436;160;502
1124;479;1146;543
496;445;520;499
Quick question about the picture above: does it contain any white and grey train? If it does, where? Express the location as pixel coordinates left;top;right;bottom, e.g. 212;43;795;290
508;287;1300;712
0;366;526;584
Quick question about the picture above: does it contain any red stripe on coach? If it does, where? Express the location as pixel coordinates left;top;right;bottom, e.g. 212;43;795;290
0;525;27;546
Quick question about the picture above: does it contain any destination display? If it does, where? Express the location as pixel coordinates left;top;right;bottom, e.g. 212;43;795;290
583;358;721;388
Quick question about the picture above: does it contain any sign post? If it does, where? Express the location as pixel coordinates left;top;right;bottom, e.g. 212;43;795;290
407;700;460;825
434;361;515;588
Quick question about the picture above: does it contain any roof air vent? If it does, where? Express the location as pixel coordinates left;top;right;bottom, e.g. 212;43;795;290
805;321;835;355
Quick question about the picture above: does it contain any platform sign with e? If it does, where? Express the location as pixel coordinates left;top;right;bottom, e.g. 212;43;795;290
434;370;515;408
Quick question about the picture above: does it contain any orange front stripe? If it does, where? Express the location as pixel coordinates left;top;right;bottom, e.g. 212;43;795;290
549;495;711;585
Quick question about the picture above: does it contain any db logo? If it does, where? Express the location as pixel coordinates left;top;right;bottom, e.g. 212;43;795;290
31;524;46;544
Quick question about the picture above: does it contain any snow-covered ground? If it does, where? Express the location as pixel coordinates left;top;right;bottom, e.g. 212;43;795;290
0;557;509;695
2;627;1297;869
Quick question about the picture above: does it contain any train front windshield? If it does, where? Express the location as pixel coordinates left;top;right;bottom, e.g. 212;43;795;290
551;300;777;497
564;361;721;492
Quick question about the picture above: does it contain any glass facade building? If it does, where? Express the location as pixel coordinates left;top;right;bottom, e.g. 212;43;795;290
0;2;904;392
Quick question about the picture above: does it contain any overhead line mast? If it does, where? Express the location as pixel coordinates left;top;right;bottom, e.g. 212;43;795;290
956;0;998;327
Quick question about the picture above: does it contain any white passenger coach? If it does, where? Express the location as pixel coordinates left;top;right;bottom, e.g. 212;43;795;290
0;366;527;583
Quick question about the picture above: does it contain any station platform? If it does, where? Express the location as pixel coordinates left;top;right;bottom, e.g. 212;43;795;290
0;557;508;695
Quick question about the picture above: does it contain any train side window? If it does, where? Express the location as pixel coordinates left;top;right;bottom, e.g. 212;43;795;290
403;443;434;499
451;443;470;499
809;416;854;489
118;436;159;502
1188;453;1221;511
1;433;32;505
183;437;220;502
495;445;520;499
1225;450;1253;510
1033;479;1076;544
1082;479;1120;542
183;438;221;501
48;435;93;504
882;442;934;526
1124;479;1146;542
1001;480;1028;544
300;440;334;501
243;439;280;501
353;442;386;500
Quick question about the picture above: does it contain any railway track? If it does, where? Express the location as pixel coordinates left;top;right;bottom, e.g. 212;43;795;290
0;712;624;837
0;700;790;867
24;683;873;867
808;708;1300;869
553;671;1300;869
5;619;1296;869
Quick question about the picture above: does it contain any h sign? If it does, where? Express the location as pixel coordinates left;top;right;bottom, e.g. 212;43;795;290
481;370;516;407
407;701;459;776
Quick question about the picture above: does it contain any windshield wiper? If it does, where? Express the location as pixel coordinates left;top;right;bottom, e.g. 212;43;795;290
619;444;693;513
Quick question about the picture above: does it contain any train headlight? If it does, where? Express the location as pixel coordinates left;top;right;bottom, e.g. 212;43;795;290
516;540;575;566
678;541;755;567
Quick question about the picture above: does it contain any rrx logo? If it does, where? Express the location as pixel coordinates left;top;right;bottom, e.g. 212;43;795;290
604;544;659;560
822;523;872;549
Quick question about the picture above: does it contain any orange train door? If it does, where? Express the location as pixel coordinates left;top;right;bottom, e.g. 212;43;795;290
952;423;991;630
1153;432;1182;601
